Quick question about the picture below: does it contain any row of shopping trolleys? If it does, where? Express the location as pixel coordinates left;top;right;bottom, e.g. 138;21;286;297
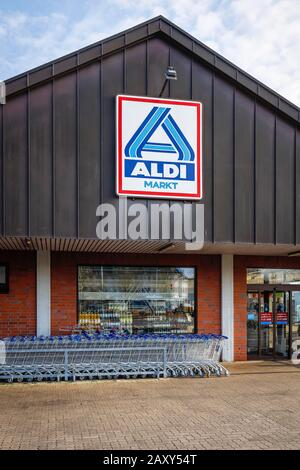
0;333;229;383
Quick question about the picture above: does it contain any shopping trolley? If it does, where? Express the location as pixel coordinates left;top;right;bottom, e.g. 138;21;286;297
0;333;229;383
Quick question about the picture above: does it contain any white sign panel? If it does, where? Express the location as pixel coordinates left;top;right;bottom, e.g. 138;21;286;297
116;95;202;200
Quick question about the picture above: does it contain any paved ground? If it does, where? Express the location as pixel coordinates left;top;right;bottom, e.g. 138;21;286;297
0;361;300;450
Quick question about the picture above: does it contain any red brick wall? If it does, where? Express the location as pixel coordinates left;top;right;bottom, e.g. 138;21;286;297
0;251;36;338
51;252;222;336
2;249;298;361
4;249;298;361
234;255;300;361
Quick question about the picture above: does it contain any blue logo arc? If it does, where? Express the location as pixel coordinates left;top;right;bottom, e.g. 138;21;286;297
124;106;195;162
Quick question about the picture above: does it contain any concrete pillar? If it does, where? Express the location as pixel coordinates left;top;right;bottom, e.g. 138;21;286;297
36;251;51;336
221;254;234;361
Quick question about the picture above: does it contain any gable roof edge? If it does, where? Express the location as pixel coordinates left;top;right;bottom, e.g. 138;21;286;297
2;15;300;125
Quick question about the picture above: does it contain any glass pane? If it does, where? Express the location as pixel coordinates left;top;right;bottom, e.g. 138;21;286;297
275;292;289;357
247;293;259;355
260;292;273;355
0;266;6;284
291;292;300;345
247;268;300;285
78;266;195;334
247;269;264;284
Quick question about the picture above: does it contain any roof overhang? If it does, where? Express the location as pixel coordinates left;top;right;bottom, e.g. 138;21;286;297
1;236;300;256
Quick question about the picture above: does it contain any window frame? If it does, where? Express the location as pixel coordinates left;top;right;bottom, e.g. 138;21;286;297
77;263;197;334
0;264;9;294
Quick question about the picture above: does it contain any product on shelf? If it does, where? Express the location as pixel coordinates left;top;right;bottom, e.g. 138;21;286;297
78;299;194;334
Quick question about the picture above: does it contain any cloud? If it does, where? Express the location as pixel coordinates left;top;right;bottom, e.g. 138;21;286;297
0;0;299;106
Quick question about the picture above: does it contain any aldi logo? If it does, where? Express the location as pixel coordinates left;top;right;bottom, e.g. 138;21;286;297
116;95;202;200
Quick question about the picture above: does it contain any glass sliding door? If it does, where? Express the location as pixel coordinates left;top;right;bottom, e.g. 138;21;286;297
247;292;259;356
247;268;300;360
275;291;289;357
260;291;274;356
291;292;300;350
247;288;291;359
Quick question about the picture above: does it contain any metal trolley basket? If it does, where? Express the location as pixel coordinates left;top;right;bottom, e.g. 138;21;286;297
0;333;229;383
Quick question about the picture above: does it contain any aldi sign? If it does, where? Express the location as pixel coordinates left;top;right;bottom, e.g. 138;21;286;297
116;95;202;199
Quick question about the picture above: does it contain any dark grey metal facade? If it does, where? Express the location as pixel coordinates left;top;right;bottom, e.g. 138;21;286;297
1;16;300;245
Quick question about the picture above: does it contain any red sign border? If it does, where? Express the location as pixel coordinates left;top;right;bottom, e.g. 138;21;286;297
116;95;202;200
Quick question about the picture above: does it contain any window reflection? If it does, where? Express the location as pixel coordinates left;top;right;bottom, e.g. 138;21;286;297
247;268;300;285
78;266;195;334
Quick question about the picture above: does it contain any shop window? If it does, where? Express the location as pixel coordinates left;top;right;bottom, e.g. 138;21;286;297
247;268;300;285
78;266;195;334
0;264;8;293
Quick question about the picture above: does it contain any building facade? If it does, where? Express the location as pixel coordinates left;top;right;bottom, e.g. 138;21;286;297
0;16;300;361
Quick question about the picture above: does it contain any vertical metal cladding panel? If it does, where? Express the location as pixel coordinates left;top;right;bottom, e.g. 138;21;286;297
146;38;171;240
255;104;275;243
168;46;192;240
30;83;53;236
78;62;101;238
169;45;191;99
213;75;234;242
192;60;213;243
235;89;255;243
4;94;28;236
296;129;300;244
125;43;148;237
275;117;295;244
147;37;169;98
0;106;2;236
125;42;147;96
54;73;77;237
101;52;124;207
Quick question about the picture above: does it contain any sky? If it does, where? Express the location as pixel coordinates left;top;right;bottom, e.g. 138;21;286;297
0;0;299;106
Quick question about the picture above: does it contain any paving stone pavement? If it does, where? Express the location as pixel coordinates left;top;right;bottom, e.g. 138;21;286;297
0;361;300;450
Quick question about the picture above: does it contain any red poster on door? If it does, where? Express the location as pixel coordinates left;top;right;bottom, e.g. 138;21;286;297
276;312;288;325
260;312;273;325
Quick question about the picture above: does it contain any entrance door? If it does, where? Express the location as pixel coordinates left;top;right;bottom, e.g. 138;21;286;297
247;289;290;358
274;291;289;358
247;293;259;356
291;292;300;353
260;291;274;356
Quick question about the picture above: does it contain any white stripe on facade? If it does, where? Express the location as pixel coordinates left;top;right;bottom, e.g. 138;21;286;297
36;251;51;336
221;254;234;362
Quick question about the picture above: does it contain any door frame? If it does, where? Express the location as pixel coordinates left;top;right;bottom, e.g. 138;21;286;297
247;285;300;359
